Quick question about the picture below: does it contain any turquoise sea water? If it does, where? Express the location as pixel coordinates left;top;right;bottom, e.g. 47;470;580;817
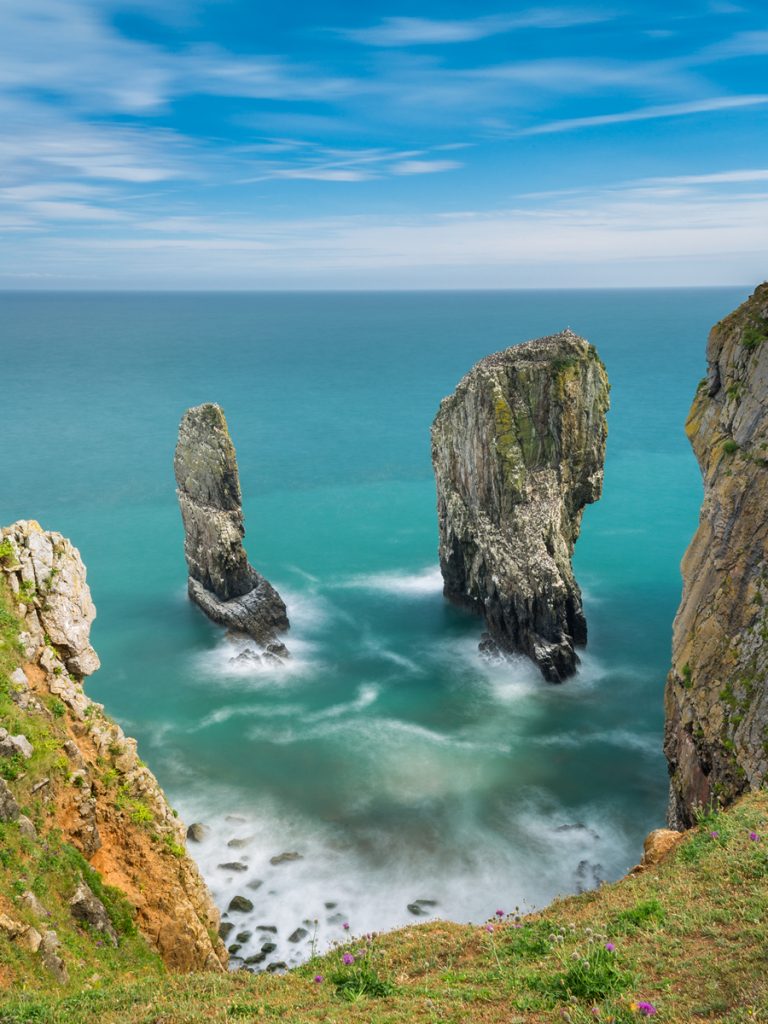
0;288;749;967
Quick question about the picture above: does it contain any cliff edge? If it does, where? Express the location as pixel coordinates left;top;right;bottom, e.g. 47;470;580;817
431;330;609;681
665;282;768;827
0;520;227;984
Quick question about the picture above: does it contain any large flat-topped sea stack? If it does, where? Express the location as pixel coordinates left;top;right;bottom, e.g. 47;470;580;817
174;403;289;652
431;330;609;681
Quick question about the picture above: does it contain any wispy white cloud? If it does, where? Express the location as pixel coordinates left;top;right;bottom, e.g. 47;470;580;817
517;94;768;134
342;8;613;47
635;168;768;186
3;173;766;287
699;30;768;60
391;160;462;175
272;168;374;182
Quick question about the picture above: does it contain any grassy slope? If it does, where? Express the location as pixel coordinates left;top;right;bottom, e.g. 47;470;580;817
0;582;164;994
2;580;768;1022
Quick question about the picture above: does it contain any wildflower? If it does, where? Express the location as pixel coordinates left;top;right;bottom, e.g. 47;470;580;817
605;943;615;952
749;831;761;842
591;1008;600;1018
485;924;494;933
495;909;504;917
342;953;355;965
555;934;564;943
585;927;593;936
568;922;576;931
313;975;323;984
342;922;350;930
636;1001;657;1016
549;934;557;942
571;952;580;961
582;960;590;969
710;830;719;838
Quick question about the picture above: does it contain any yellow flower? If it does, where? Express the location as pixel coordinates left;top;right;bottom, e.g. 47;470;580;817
629;1003;638;1012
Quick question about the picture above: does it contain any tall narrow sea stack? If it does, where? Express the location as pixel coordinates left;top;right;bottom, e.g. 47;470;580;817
175;403;289;650
431;330;609;681
665;283;768;828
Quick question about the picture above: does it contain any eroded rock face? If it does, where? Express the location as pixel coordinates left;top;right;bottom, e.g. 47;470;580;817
174;403;289;649
0;519;228;973
431;330;609;681
665;283;768;828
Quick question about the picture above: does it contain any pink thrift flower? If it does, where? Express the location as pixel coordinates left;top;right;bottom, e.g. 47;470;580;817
313;975;323;984
605;942;615;952
637;1001;657;1016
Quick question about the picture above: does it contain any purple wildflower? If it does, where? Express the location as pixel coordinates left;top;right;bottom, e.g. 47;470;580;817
605;943;615;952
710;831;719;839
342;921;349;930
342;953;355;965
495;909;504;917
485;924;494;933
313;975;323;984
636;1002;657;1016
749;831;761;842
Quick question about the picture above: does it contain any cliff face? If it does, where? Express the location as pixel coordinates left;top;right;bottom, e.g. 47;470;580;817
0;520;227;978
665;283;768;827
175;404;289;652
431;330;609;681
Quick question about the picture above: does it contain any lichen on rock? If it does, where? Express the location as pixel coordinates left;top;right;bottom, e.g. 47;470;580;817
174;403;289;652
665;282;768;828
431;330;609;681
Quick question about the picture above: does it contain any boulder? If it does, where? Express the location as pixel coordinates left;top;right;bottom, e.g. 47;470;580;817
0;778;19;822
228;896;254;914
69;881;118;946
642;828;685;866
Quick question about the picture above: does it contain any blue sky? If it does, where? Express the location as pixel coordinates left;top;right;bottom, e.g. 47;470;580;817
1;0;767;287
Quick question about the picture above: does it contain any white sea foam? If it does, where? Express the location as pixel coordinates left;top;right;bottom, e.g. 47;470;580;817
175;781;638;974
338;565;444;597
190;585;332;688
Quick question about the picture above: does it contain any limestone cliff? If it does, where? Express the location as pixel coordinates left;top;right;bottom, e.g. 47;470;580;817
175;403;289;652
431;330;609;681
665;282;768;827
0;520;227;977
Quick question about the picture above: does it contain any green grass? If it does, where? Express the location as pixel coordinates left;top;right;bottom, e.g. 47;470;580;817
3;575;768;1021
2;791;768;1022
0;582;163;993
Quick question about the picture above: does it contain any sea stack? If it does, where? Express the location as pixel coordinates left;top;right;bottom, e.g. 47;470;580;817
665;283;768;828
174;403;289;651
431;330;609;682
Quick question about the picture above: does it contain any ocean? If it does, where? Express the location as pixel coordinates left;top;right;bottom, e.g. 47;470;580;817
0;287;748;969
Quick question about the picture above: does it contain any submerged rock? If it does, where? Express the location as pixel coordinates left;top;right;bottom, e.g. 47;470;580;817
431;330;609;681
665;283;768;827
228;895;254;914
174;403;289;649
186;822;208;843
269;851;302;865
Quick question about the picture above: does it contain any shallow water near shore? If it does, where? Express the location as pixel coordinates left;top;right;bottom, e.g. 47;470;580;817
0;287;749;969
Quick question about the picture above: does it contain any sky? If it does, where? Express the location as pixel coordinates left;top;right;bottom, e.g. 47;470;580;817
1;0;767;288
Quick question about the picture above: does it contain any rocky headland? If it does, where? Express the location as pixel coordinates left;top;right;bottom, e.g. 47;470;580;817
665;282;768;827
0;520;227;980
431;329;610;681
174;403;289;655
